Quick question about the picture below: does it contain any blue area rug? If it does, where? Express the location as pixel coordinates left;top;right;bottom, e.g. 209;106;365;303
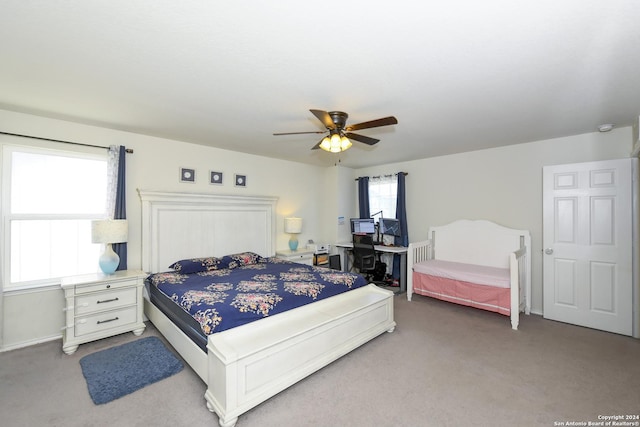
79;336;183;405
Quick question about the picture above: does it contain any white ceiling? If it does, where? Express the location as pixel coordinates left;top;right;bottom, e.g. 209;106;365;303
1;1;639;168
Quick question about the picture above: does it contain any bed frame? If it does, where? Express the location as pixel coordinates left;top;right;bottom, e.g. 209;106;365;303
407;219;531;330
138;190;396;427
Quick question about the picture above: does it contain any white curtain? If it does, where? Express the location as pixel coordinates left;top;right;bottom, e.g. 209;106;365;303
106;145;119;219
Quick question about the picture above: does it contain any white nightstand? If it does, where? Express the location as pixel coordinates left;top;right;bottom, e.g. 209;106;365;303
275;248;315;266
61;270;147;355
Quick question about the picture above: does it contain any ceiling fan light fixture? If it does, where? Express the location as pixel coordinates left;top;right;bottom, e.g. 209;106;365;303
340;135;352;151
320;136;331;151
318;133;341;153
276;109;397;152
330;133;342;152
319;133;351;153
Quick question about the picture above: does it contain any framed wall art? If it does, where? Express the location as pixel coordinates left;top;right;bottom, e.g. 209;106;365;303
210;171;223;185
180;167;196;183
234;174;247;187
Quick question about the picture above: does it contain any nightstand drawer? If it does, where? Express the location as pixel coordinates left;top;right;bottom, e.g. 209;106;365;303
74;278;138;295
288;253;313;261
275;249;315;266
75;287;137;315
74;306;137;337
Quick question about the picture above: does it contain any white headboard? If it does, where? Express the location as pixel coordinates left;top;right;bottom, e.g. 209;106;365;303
429;219;531;269
138;190;278;273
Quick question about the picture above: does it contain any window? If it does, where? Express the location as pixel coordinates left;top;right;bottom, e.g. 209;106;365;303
368;175;397;219
3;145;108;289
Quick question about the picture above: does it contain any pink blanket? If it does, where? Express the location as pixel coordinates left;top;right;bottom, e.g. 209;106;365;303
413;259;510;288
412;261;511;316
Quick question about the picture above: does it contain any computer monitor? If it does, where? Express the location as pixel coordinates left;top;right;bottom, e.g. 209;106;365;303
379;218;401;237
350;218;375;234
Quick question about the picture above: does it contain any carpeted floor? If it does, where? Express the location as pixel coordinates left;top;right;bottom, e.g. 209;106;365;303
1;295;639;427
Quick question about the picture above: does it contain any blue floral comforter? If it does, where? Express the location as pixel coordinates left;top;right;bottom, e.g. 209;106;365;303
146;253;368;336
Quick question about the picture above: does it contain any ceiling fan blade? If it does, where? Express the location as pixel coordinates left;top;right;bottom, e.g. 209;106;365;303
345;132;379;145
310;109;336;130
346;116;398;132
273;131;326;136
311;138;324;150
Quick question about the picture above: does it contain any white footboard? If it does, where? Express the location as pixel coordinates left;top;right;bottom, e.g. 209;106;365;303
204;284;396;427
407;240;433;301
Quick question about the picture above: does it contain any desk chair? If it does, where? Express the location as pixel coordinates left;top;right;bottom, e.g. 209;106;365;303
352;234;386;284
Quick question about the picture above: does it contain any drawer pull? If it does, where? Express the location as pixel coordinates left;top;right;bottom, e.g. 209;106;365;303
97;317;119;325
97;297;119;304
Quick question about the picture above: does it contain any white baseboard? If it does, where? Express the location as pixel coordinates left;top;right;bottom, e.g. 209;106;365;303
0;334;62;353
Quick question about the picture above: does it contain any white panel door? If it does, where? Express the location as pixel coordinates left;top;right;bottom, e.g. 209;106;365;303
543;159;633;335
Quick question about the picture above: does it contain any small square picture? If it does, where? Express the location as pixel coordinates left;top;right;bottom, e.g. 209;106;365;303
234;174;247;187
210;171;223;185
180;167;196;183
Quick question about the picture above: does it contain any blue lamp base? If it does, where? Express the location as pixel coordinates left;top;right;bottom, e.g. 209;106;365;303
99;243;120;275
288;235;299;251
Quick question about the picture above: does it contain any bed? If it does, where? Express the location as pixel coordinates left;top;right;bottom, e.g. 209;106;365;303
138;190;396;427
407;219;531;330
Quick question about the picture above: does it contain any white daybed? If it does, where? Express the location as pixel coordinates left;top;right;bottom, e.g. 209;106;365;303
138;190;396;427
407;219;531;330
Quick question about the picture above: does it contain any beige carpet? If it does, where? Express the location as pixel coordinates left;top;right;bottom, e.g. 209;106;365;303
1;295;639;427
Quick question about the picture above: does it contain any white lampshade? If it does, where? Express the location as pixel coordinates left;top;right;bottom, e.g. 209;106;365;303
284;217;302;234
91;219;128;244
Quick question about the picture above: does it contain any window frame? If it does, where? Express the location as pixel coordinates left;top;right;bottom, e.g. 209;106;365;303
2;143;109;291
368;175;398;220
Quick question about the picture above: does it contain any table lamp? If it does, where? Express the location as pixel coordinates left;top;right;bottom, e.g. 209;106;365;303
284;217;302;251
91;219;128;274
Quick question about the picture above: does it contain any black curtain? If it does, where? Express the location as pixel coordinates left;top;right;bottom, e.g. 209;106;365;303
113;145;127;270
393;172;408;279
357;177;370;219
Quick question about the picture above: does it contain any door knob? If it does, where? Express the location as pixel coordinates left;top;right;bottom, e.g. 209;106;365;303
544;248;554;255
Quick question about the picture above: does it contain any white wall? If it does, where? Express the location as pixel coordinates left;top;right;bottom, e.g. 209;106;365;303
0;109;328;350
353;127;634;314
0;107;634;349
322;165;356;249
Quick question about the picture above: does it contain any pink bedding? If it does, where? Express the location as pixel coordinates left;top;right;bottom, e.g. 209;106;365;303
411;271;511;316
412;259;510;288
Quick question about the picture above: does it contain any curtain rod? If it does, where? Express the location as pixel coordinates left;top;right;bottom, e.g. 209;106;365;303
354;172;408;181
0;131;134;153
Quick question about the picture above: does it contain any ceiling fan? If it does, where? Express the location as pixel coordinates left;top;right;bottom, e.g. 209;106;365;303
273;109;398;153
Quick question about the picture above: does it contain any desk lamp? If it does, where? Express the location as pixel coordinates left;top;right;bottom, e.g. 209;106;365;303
91;219;128;274
284;217;302;251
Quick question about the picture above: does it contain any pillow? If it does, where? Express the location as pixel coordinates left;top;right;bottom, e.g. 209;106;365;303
169;256;231;274
223;252;265;269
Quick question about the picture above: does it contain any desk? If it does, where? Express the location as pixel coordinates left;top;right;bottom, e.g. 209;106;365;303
334;242;408;293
